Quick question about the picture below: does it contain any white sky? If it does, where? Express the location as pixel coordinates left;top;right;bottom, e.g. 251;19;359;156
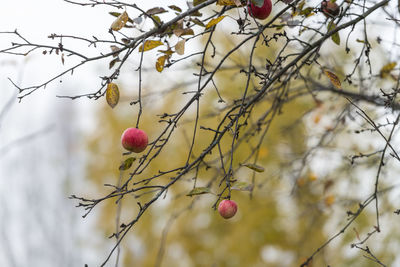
1;1;400;266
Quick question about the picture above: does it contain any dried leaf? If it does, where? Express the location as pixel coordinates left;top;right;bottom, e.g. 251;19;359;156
106;82;120;108
138;40;164;52
190;18;205;27
109;58;121;69
173;28;194;37
193;0;207;5
324;195;335;206
232;181;254;191
109;11;133;24
328;21;340;45
175;39;186;55
380;62;397;78
168;5;182;12
205;16;226;30
158;49;174;56
324;70;342;89
110;45;120;57
217;0;241;6
156;55;169;72
146;7;167;16
242;163;265;172
186;187;211;196
111;11;129;31
119;157;136;171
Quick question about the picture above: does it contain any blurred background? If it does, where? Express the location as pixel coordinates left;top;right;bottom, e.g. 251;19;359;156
1;0;400;267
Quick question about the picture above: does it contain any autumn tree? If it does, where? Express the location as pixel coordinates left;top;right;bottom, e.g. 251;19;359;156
1;0;400;266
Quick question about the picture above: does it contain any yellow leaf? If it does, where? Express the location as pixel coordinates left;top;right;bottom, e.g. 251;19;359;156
313;114;321;124
324;70;342;89
193;0;207;5
205;16;226;30
380;62;397;78
139;40;164;52
308;173;318;181
175;39;186;55
242;163;265;172
324;195;335;206
156;55;169;72
217;0;241;6
106;82;120;108
111;11;129;31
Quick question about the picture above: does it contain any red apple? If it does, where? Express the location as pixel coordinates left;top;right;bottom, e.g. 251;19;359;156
248;0;272;20
121;128;148;153
321;1;340;18
218;199;238;219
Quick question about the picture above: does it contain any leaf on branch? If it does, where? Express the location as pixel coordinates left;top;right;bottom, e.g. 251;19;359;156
379;62;397;78
111;11;130;31
139;40;164;52
168;5;182;12
175;39;186;55
109;58;121;69
151;15;163;27
190;18;205;27
194;0;207;6
156;55;169;72
217;0;242;6
106;82;120;108
324;70;342;89
242;163;265;172
205;16;226;30
109;11;133;24
186;187;212;196
110;45;120;57
328;21;340;45
146;7;167;16
158;49;174;56
231;181;254;191
173;28;195;37
119;157;136;171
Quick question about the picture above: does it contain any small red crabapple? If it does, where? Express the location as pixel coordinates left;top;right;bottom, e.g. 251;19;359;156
248;0;272;20
218;199;238;219
121;128;148;153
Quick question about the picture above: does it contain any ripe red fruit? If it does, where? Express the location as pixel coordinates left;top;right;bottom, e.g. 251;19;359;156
218;199;238;219
121;128;148;153
248;0;272;20
321;1;340;18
